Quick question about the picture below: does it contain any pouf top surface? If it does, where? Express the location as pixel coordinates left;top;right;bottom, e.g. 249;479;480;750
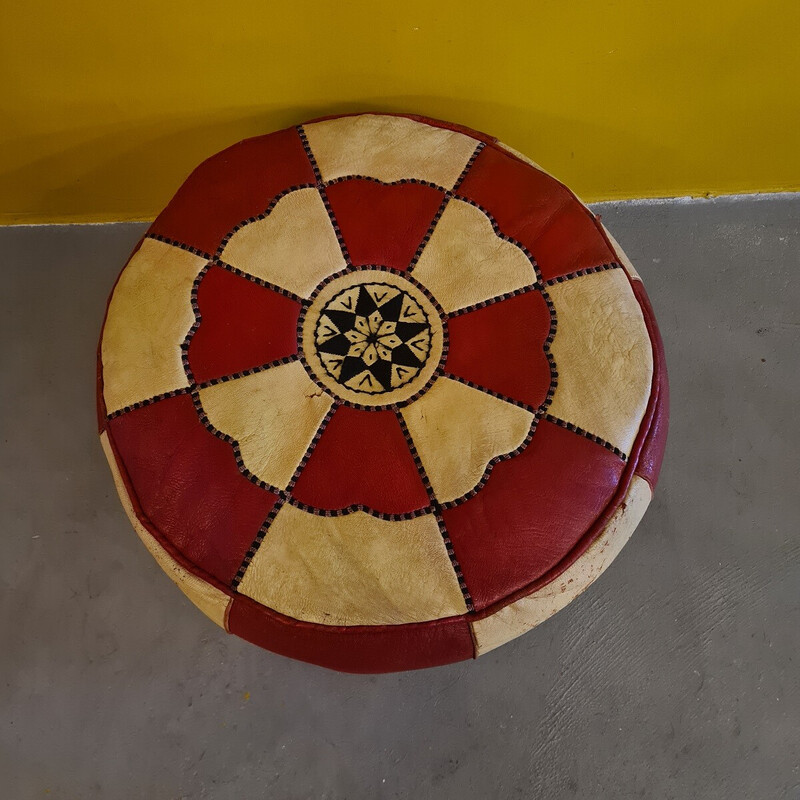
98;113;668;672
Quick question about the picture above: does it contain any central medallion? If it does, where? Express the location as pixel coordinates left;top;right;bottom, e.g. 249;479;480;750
301;269;445;407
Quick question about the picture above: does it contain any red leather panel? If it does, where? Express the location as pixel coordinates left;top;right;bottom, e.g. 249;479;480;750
291;405;430;514
228;593;473;673
445;291;552;408
443;418;625;611
188;265;302;384
148;128;316;254
107;394;279;585
631;280;669;491
457;145;615;282
325;178;446;269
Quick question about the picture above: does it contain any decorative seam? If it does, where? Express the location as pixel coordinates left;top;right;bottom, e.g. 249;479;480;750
213;182;318;259
438;416;540;510
231;498;286;589
544;262;621;286
146;233;212;261
394;407;475;612
544;414;628;461
297;125;353;267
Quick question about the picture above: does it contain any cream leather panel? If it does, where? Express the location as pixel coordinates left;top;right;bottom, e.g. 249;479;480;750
100;432;230;628
102;238;205;414
412;199;536;312
471;474;652;655
547;269;653;456
219;187;347;298
198;361;333;489
303;114;479;188
401;377;534;504
238;505;468;625
602;224;642;281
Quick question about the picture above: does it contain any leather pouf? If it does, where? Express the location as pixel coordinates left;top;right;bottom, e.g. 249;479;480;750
98;113;668;673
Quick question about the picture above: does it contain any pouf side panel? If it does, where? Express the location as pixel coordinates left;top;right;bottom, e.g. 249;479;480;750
147;127;316;255
228;593;474;674
470;474;652;654
630;280;669;490
100;431;232;628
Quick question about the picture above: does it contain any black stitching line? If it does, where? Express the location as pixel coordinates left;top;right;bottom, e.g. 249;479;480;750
295;265;449;412
446;284;543;318
232;497;286;589
544;414;628;461
404;142;486;273
106;386;193;419
297;125;353;268
406;194;451;272
284;402;340;493
439;416;540;511
214;183;318;260
190;388;284;495
439;371;539;415
212;258;308;305
452;141;485;192
544;262;621;286
296;124;323;184
146;233;212;261
195;355;300;389
449;194;546;286
324;175;449;191
394;407;474;611
285;499;435;521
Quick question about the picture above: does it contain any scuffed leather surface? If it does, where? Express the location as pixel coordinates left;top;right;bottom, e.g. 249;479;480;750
237;505;468;626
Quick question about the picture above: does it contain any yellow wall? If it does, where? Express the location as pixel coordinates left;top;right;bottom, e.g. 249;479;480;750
2;1;799;224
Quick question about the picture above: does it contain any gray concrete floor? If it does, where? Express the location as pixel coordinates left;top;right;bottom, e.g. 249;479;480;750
1;194;799;799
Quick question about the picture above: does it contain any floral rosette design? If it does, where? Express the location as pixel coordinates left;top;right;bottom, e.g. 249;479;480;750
99;114;666;672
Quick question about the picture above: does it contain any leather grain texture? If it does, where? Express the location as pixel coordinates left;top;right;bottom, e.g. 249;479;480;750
219;187;346;298
547;269;654;456
237;505;468;626
100;432;232;628
412;199;536;312
303;114;479;187
401;376;535;504
102;238;205;413
98;112;669;672
470;474;652;654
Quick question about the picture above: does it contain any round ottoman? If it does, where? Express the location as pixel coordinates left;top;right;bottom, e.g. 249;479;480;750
97;113;668;673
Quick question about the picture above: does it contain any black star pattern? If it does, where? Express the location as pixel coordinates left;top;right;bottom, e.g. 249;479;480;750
314;283;433;395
